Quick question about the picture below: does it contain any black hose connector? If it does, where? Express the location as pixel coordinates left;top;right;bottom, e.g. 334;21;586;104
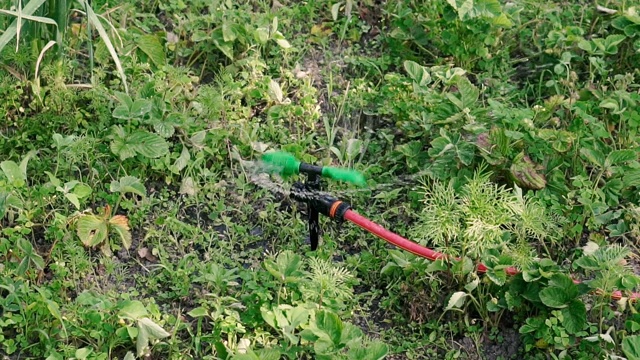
290;182;352;222
299;163;323;176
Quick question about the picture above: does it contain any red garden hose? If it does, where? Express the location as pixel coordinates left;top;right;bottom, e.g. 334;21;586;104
342;209;640;301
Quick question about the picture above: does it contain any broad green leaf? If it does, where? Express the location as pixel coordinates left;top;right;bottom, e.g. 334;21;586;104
622;335;640;360
457;76;479;108
331;2;342;20
539;287;570;308
288;306;309;329
75;347;92;359
340;323;363;345
269;79;284;103
119;300;148;320
549;274;578;298
135;317;170;356
52;133;77;148
76;215;109;247
0;192;6;219
606;149;637;166
110;215;132;249
110;176;146;197
604;34;627;54
580;147;605;167
123;352;136;360
273;32;291;48
172;147;190;172
446;291;468;310
599;98;620;112
403;60;431;87
130;99;153;118
73;184;92;198
222;22;237;42
1;161;25;186
254;27;269;43
347;341;389;360
138;317;170;339
261;307;277;329
153;121;175;138
110;126;137;160
130;131;169;158
212;29;234;59
65;193;80;209
188;307;208;318
561;300;586;334
136;34;166;67
316;310;343;346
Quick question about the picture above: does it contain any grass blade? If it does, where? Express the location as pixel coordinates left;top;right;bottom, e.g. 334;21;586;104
35;40;57;79
0;0;48;54
0;10;59;26
81;0;128;93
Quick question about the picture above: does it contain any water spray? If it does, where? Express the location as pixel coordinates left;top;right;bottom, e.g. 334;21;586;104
256;151;640;301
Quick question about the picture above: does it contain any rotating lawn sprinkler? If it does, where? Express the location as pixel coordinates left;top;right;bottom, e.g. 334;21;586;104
256;151;640;302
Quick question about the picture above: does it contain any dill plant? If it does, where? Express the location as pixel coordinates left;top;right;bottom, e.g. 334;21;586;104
411;167;561;267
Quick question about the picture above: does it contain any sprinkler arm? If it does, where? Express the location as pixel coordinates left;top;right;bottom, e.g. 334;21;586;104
261;151;366;186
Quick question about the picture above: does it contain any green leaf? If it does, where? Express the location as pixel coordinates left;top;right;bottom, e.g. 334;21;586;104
110;215;132;250
188;307;209;318
73;184;92;198
446;291;468;310
110;176;146;197
172;147;191;173
273;32;291;48
138;317;170;339
130;131;169;158
331;2;342;21
119;300;148;320
403;60;431;87
561;300;586;334
268;79;284;103
606;149;637;166
222;21;237;42
447;0;503;21
65;193;80;209
604;34;627;54
153;121;175;138
1;161;25;186
539;287;570;308
580;147;605;167
622;335;640;360
130;99;153;118
112;105;131;119
347;341;389;360
212;29;234;59
316;310;343;346
254;27;269;43
110;126;137;160
340;323;363;345
76;215;109;247
136;34;166;67
457;76;479;108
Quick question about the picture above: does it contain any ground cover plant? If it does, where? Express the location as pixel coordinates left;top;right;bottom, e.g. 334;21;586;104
2;0;640;358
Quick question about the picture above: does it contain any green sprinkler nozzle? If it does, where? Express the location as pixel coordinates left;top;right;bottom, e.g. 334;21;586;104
260;151;366;186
